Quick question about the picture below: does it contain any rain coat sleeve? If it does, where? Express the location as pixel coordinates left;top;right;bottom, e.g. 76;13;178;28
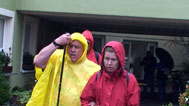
127;73;140;106
32;55;44;80
32;55;43;80
26;50;63;106
80;72;98;105
35;65;43;80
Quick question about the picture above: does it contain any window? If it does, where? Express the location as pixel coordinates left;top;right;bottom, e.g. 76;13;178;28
0;8;15;53
123;42;131;71
147;43;157;57
0;19;5;50
21;15;39;73
23;23;31;53
93;35;105;53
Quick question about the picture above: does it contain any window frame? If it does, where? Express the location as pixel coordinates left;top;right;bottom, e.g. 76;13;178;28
0;8;15;53
93;35;105;53
0;17;6;51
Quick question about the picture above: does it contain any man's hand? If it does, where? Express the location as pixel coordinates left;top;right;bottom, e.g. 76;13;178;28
88;101;96;106
33;33;71;69
54;33;71;46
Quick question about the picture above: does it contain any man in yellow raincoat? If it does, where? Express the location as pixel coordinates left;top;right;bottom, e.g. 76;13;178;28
26;32;101;106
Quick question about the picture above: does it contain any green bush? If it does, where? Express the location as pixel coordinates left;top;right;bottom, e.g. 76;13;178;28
11;86;31;105
0;63;11;104
178;83;189;106
0;48;12;67
162;102;173;106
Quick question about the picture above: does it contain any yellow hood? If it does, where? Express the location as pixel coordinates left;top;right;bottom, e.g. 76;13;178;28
65;32;88;64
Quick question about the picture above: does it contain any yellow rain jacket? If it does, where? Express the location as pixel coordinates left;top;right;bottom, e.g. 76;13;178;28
26;33;101;106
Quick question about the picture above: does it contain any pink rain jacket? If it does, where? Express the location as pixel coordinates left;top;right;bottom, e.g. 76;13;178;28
82;30;102;64
81;41;140;106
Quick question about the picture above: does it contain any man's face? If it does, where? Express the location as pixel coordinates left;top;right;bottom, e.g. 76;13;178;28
103;51;119;73
68;40;84;63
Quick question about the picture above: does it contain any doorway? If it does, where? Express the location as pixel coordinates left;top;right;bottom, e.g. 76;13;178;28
123;40;157;79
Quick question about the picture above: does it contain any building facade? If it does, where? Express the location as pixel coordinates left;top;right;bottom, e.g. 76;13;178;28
0;0;189;88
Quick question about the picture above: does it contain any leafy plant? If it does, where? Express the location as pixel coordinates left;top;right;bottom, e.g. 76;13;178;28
178;83;189;106
0;47;12;67
23;52;34;65
11;86;31;105
0;63;11;104
162;103;173;106
22;52;34;70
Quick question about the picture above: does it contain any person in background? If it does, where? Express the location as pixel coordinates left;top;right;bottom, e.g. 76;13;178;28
82;30;102;65
156;63;169;101
141;51;157;97
26;32;100;106
80;41;140;106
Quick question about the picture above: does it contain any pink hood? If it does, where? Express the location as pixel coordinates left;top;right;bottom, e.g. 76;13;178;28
82;30;98;64
101;41;125;70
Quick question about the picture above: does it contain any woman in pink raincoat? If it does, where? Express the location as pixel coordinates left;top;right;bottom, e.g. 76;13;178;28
81;41;140;106
82;30;102;65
